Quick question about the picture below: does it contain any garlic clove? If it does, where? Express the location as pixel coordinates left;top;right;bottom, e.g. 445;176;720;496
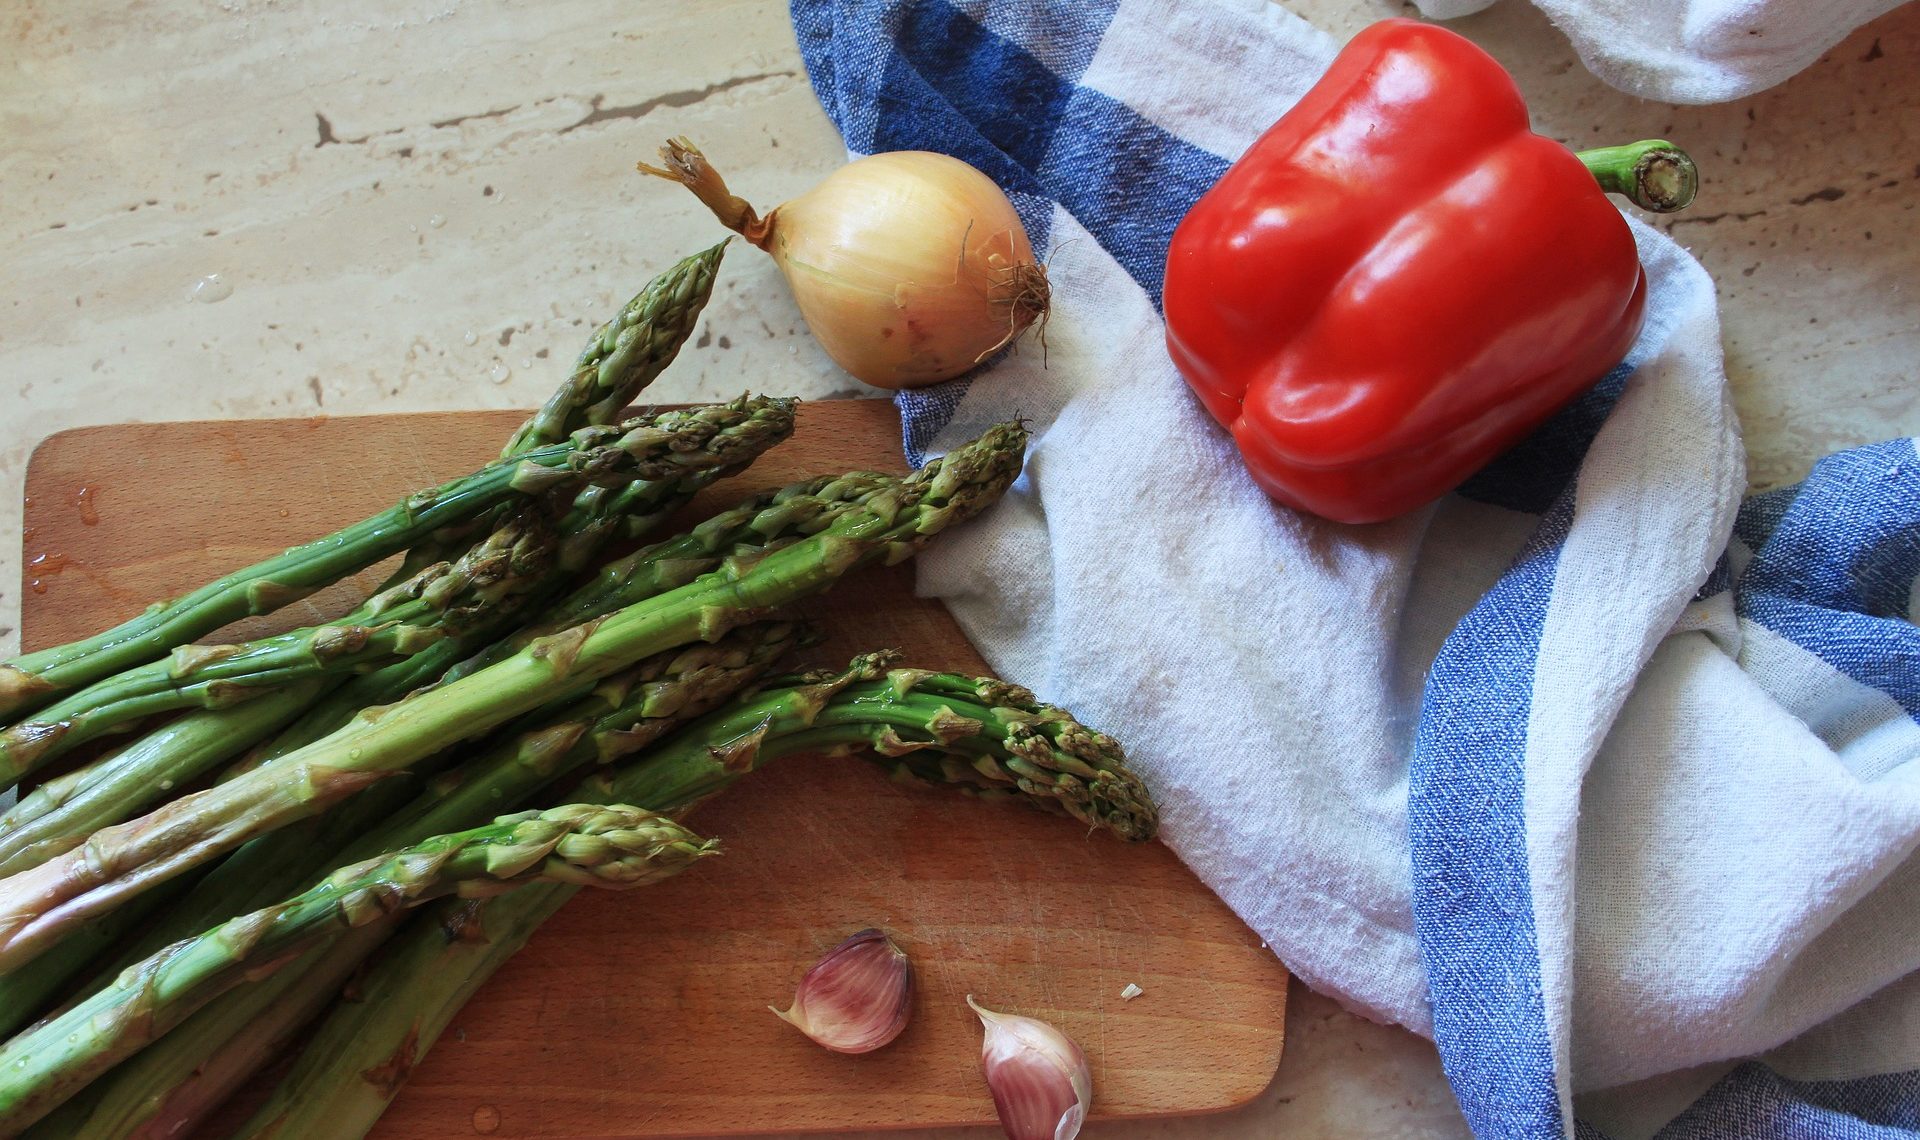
968;995;1093;1140
769;929;914;1054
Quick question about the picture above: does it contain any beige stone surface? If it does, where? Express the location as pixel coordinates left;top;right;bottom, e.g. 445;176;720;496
2;0;1916;1136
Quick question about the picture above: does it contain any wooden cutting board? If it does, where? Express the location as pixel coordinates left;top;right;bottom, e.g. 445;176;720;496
20;400;1288;1138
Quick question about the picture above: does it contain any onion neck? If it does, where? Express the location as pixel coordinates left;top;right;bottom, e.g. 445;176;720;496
638;137;776;249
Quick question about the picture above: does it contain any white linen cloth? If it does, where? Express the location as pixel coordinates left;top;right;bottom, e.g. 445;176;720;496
1415;0;1909;103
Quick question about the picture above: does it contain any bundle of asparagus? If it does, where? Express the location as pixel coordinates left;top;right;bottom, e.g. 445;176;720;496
0;242;1154;1140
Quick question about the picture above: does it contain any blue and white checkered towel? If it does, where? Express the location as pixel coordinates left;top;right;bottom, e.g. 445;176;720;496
787;2;1920;1136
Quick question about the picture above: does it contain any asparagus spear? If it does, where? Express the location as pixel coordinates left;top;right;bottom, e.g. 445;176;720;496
502;242;729;457
446;469;897;681
43;483;899;1125
0;613;437;793
49;625;799;1140
0;394;792;725
0;501;555;807
236;654;1155;1140
0;804;716;1136
600;661;1161;842
354;245;730;592
105;622;799;975
0;472;805;1027
32;480;890;1126
0;740;460;1046
234;401;797;781
0;421;1023;974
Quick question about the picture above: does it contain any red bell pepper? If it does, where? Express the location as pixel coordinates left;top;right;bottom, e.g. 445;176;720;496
1163;19;1697;524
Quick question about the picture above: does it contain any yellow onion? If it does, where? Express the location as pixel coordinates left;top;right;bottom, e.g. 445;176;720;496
640;138;1049;389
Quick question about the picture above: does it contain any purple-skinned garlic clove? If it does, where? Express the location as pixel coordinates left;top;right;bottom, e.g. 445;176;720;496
769;929;913;1054
968;995;1093;1140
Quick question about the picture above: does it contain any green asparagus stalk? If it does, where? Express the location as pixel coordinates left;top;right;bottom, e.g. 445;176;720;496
224;891;574;1140
0;693;316;882
0;472;799;1028
0;879;202;1043
30;486;864;1128
0;504;568;1021
233;460;854;778
366;623;801;858
0;745;459;1047
237;652;1154;1140
0;421;1020;975
39;485;880;1120
0;612;441;792
501;242;729;457
20;925;391;1140
234;408;795;781
380;245;730;587
447;470;897;682
105;622;798;975
597;661;1160;841
0;505;558;836
0;804;716;1136
48;625;800;1140
0;394;791;725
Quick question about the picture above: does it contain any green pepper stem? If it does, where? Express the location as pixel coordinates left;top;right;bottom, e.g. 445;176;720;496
1576;140;1698;213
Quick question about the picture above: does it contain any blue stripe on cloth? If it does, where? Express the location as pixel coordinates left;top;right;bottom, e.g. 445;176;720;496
1734;484;1804;551
1041;85;1230;305
1694;551;1734;601
1457;362;1634;515
1651;1063;1920;1138
1735;439;1920;722
882;3;1079;188
1410;492;1576;1140
791;0;1227;460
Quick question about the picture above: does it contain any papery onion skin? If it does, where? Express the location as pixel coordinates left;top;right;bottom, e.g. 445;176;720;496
642;141;1048;390
772;152;1045;388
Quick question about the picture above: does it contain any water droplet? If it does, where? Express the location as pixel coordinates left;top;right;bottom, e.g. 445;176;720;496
489;361;512;384
472;1105;500;1133
428;213;447;229
74;485;101;526
188;273;233;304
407;223;418;233
349;748;363;761
462;330;478;346
787;345;798;355
519;357;532;370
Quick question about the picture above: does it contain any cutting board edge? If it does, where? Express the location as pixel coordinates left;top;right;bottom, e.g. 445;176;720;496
20;398;905;482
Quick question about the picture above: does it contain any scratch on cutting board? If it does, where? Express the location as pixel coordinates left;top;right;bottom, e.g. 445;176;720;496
1093;901;1110;1083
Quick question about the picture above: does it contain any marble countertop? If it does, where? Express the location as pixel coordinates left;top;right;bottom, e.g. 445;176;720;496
2;1;1916;1137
